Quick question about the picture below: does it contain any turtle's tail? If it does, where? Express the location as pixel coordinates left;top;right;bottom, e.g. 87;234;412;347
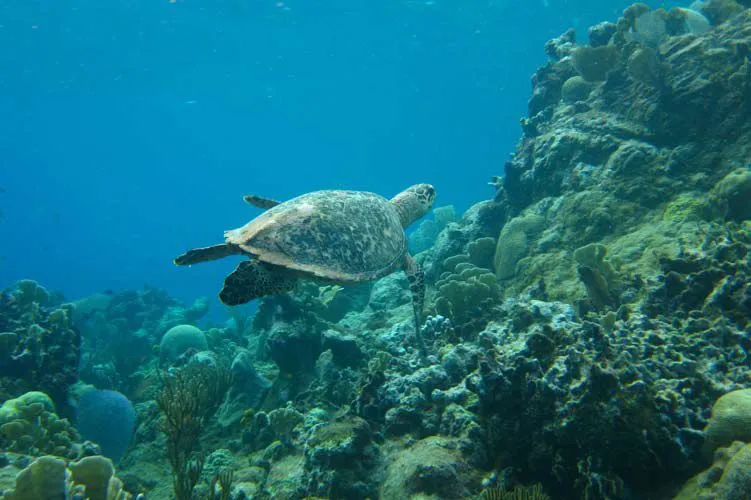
174;244;242;266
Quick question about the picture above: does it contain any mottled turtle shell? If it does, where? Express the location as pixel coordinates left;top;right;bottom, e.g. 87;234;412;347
224;190;406;283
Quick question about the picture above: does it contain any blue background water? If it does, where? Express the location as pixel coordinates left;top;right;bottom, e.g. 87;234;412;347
0;0;641;312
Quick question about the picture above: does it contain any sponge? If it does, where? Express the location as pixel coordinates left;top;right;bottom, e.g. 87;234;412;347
76;389;135;463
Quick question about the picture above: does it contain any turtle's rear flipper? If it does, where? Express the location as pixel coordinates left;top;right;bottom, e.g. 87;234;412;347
220;260;297;305
174;244;241;266
403;254;427;356
243;195;281;210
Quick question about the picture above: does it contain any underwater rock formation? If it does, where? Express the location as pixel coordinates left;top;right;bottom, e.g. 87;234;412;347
486;3;751;315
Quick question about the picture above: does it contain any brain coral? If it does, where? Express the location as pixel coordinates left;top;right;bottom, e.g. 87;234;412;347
159;324;208;362
703;389;751;456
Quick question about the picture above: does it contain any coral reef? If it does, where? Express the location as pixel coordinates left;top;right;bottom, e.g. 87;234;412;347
0;281;81;417
4;3;751;499
72;288;208;395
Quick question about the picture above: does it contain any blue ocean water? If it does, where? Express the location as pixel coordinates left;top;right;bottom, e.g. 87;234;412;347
0;0;638;311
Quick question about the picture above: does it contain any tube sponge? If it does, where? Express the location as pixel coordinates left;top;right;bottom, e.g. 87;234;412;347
75;389;135;463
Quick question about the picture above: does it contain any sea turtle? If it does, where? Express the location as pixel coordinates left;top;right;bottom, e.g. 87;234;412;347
174;184;436;343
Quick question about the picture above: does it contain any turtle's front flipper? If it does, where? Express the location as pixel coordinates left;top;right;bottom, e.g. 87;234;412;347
220;260;297;305
174;244;241;266
243;195;281;210
403;253;427;356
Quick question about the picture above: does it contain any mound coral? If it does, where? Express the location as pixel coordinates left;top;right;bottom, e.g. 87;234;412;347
159;324;208;363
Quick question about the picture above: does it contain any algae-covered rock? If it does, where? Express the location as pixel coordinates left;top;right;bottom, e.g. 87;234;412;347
263;454;307;499
573;243;620;309
571;44;620;81
268;406;305;446
217;349;271;426
627;46;667;88
380;436;481;499
305;417;372;468
662;193;708;223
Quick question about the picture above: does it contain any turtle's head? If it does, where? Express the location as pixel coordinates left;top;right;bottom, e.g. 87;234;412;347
391;183;436;228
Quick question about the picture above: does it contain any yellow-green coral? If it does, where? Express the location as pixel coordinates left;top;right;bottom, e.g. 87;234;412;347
494;213;546;280
2;455;134;500
0;392;80;457
434;258;501;333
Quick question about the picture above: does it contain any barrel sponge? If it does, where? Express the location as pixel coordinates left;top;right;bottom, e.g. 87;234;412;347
160;324;208;362
704;389;751;456
76;389;135;462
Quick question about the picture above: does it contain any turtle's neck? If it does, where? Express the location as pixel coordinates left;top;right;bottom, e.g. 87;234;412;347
390;191;421;228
